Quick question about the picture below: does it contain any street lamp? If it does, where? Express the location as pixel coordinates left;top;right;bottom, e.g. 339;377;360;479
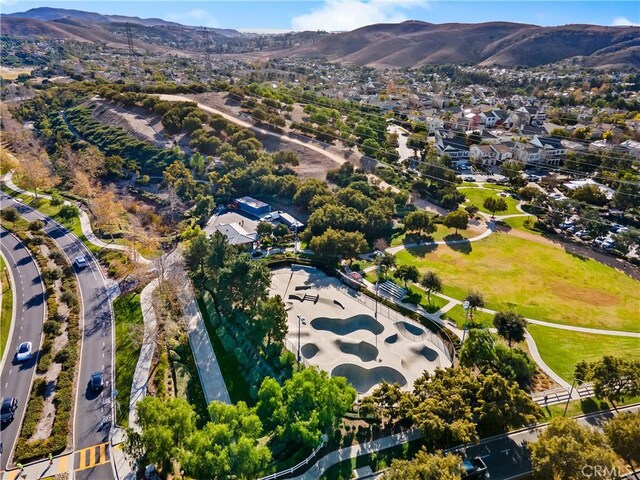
297;314;303;362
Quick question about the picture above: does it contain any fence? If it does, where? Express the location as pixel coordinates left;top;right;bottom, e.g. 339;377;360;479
257;437;327;480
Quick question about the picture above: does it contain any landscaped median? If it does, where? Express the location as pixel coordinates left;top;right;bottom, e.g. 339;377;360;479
0;254;14;361
0;216;81;463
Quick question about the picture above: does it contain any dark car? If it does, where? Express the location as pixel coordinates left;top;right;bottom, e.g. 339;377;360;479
462;457;489;479
90;372;104;392
1;397;18;423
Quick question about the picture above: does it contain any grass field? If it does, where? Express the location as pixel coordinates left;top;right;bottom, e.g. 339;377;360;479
0;255;14;361
395;232;640;332
390;223;484;247
460;186;521;216
0;67;33;80
501;215;541;234
441;304;495;328
114;290;144;426
527;324;640;381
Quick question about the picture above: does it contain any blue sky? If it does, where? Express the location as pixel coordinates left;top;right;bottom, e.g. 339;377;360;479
1;0;638;31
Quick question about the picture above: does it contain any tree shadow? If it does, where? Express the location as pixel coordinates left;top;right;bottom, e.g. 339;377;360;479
447;241;472;255
566;250;589;262
405;244;438;258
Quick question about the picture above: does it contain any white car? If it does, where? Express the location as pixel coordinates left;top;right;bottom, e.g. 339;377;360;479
15;342;32;362
74;256;88;268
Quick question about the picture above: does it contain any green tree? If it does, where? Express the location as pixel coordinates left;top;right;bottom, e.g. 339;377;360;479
256;221;274;239
420;271;442;305
384;449;464;480
483;197;508;218
254;295;288;347
443;210;469;234
604;411;640;470
404;210;435;236
293;178;331;210
1;206;19;225
499;160;526;188
493;311;527;347
362;138;382;158
530;417;617;480
395;265;419;288
59;204;80;224
464;291;485;320
257;368;357;449
568;184;608;206
193;195;215;224
459;329;497;369
612;174;640;212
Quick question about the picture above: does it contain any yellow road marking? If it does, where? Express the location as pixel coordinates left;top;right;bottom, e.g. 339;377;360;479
74;442;110;472
99;444;106;464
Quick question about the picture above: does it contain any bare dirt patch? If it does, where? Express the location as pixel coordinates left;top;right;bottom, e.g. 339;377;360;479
30;363;62;442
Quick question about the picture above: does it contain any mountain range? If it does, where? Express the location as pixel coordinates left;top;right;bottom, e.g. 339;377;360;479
2;8;639;69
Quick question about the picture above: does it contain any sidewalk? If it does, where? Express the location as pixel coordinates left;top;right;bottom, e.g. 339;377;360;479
128;279;159;431
1;453;74;480
167;250;231;405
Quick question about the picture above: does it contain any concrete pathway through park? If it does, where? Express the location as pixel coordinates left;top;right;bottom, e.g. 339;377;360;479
128;278;159;430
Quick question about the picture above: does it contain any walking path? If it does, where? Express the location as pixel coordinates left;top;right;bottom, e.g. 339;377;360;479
3;171;151;265
128;278;159;430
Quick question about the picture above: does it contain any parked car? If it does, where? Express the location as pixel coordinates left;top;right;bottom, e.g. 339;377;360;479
0;397;18;423
566;225;578;234
15;341;33;363
462;457;489;479
485;177;496;183
74;256;88;269
464;176;476;182
90;371;104;392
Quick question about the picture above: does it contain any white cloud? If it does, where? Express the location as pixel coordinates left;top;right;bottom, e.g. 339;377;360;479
166;8;219;28
292;0;427;32
612;16;640;27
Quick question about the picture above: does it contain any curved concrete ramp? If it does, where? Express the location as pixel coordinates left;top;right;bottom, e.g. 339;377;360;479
395;321;427;342
311;314;384;336
336;339;378;362
332;364;407;394
412;344;439;362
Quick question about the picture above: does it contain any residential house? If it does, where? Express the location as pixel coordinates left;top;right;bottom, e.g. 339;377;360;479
435;132;470;167
470;144;497;166
490;143;514;163
531;136;566;166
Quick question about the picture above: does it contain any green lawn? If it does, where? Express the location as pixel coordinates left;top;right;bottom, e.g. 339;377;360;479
501;215;541;235
459;186;521;216
527;324;640;382
441;304;495;328
0;256;14;361
390;224;480;247
395;232;640;332
114;290;144;426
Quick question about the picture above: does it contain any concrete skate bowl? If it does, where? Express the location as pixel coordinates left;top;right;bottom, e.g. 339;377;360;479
395;321;427;342
301;343;320;360
400;345;440;369
311;314;384;336
335;339;379;362
332;364;407;394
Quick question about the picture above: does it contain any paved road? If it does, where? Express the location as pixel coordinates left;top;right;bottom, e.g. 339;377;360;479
457;402;640;479
0;193;116;479
0;229;46;470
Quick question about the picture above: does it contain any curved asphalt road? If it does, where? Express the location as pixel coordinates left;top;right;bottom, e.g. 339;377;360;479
0;228;46;470
0;193;115;479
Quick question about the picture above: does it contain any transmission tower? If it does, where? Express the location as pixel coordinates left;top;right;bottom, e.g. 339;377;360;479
201;27;212;70
125;23;135;56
